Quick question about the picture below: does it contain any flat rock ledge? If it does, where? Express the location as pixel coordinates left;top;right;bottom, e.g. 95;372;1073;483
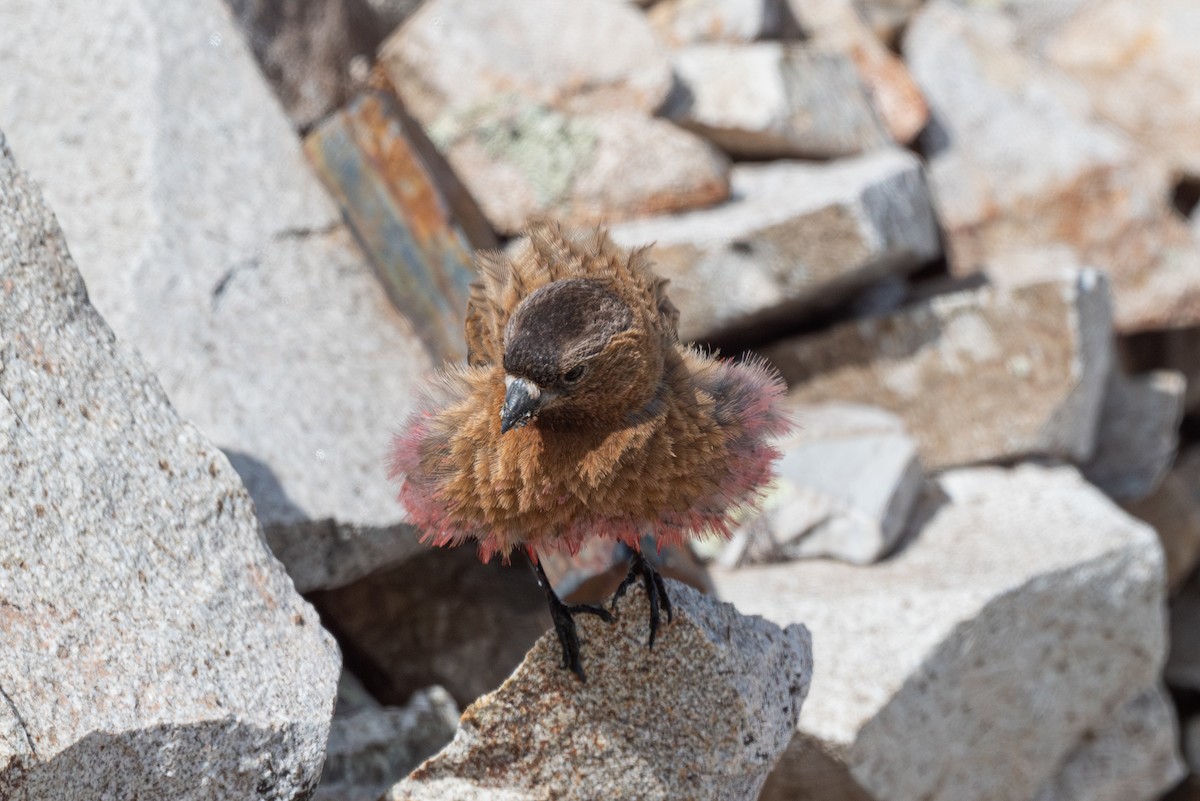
383;581;812;801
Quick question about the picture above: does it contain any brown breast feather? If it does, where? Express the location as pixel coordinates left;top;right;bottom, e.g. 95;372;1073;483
392;225;788;562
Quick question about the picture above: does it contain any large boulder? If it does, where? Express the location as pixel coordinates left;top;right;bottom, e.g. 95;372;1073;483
720;464;1170;801
0;1;433;553
383;581;813;801
0;134;340;798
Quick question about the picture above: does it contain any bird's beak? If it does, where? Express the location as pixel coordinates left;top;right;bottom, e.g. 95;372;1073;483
500;375;542;433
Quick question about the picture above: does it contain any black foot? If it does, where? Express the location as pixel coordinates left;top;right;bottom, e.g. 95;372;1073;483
611;550;674;648
532;560;614;681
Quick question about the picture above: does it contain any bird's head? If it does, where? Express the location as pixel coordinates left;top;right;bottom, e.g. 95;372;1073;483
499;278;662;433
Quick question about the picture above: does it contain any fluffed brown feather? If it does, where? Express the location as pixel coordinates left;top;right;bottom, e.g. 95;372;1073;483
391;225;788;562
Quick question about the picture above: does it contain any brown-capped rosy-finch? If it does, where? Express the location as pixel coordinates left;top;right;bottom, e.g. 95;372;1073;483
391;226;789;679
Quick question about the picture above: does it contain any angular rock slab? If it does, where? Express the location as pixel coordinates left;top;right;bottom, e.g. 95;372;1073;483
380;0;672;127
0;0;434;530
1031;685;1184;801
426;100;730;236
665;43;891;159
1083;369;1185;502
905;0;1200;333
720;464;1168;801
763;271;1113;469
611;148;938;343
0;136;340;798
383;581;812;801
722;403;923;566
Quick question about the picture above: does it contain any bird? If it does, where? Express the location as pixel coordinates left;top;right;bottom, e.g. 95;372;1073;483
390;225;790;680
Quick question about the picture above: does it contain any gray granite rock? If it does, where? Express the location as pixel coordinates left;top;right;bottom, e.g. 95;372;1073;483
383;581;812;801
380;0;672;127
425;100;730;235
665;43;891;158
648;0;786;45
905;0;1200;333
315;687;459;801
1083;369;1186;502
0;0;434;538
722;403;923;566
611;148;939;342
764;271;1113;469
724;464;1167;801
1031;685;1184;801
0;133;340;799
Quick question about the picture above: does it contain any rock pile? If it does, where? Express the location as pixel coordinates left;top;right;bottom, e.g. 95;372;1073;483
3;0;1200;798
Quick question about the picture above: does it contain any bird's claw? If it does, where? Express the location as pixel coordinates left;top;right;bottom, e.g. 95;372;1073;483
532;559;614;682
611;551;673;648
569;603;615;624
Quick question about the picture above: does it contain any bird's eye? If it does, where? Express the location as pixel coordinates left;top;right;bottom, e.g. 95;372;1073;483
562;365;586;383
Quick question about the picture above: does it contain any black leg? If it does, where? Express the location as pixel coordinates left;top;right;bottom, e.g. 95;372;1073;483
611;551;674;648
531;559;614;682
